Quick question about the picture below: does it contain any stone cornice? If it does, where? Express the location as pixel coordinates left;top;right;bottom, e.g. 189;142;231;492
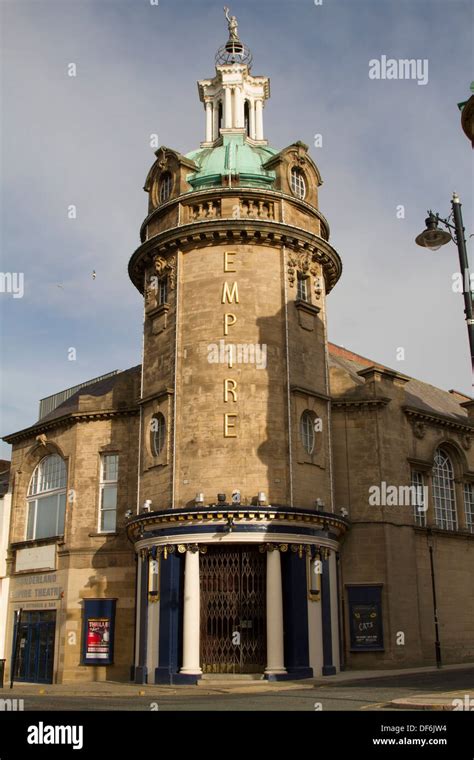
139;388;174;406
3;407;139;444
291;385;330;402
126;505;349;544
130;218;342;294
403;406;473;433
331;397;391;410
139;186;331;243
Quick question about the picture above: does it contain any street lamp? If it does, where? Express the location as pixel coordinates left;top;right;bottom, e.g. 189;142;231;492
427;529;442;669
415;193;474;370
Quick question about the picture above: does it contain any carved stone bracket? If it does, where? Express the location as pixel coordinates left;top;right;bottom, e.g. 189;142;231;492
154;254;177;290
412;421;426;439
287;250;319;288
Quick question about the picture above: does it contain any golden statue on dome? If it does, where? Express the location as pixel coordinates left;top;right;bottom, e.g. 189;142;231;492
224;6;239;43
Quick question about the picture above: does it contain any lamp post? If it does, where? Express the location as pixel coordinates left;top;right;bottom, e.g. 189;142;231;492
427;530;442;669
415;193;473;371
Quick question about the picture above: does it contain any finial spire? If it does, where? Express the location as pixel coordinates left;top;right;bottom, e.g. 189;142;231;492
216;6;252;66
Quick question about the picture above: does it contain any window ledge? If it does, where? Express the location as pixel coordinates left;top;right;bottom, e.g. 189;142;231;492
295;300;321;315
146;302;170;319
414;526;474;539
11;536;64;550
88;532;120;538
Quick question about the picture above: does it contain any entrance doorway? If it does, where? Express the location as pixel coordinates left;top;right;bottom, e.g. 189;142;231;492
13;610;56;684
200;545;266;674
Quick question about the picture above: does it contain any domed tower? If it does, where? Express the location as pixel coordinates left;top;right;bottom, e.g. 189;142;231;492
128;10;348;685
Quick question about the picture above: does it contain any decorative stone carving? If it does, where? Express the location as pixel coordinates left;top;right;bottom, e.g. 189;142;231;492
462;434;471;451
240;199;274;220
287;254;298;287
188;200;221;221
287;251;318;287
157;147;168;171
412;421;426;439
153;254;176;291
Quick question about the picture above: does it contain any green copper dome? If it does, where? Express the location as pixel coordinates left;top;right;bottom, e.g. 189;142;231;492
186;134;279;191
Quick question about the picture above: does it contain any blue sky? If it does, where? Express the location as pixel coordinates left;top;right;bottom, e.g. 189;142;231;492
1;0;472;458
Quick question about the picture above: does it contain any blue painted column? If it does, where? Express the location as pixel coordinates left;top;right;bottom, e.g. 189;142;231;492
155;551;191;684
321;552;337;676
134;550;149;684
282;550;313;678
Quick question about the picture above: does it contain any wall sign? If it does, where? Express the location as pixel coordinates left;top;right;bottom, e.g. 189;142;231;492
82;599;116;665
347;585;384;651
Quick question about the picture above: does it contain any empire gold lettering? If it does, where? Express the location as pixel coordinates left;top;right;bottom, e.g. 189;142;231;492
224;313;237;335
224;413;238;437
224;379;238;402
222;281;239;304
224;251;237;273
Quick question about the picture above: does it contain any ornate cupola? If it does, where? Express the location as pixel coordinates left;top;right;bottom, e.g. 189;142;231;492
198;8;270;146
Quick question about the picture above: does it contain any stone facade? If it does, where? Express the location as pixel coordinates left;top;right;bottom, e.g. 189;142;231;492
1;19;472;685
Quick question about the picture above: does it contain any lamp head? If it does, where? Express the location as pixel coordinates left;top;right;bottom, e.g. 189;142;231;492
415;213;451;251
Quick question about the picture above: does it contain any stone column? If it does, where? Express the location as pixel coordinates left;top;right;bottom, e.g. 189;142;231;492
265;548;286;676
134;549;149;683
255;99;264;140
224;86;232;128
180;548;202;675
321;551;336;675
205;101;213;142
234;86;243;128
249;100;256;140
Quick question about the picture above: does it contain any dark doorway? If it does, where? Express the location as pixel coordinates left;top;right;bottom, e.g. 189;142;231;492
200;545;266;674
13;610;56;684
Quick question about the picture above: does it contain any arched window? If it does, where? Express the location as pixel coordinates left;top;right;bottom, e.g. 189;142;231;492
291;167;306;200
151;413;166;457
27;454;67;540
432;448;457;530
300;411;315;455
244;100;250;137
218;101;223;133
159;172;172;204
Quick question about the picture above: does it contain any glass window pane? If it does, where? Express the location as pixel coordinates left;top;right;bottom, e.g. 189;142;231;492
29;454;67;495
26;501;36;540
101;485;117;511
35;494;60;539
102;455;118;482
101;509;117;532
57;492;66;535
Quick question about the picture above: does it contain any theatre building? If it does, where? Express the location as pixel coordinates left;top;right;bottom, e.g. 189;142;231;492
2;17;473;685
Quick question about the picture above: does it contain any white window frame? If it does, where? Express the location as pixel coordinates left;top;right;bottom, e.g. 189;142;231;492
300;411;315;455
411;470;426;527
159;172;172;204
291;167;306;200
297;274;310;303
464;482;474;533
432;448;457;531
26;454;67;541
151;413;166;458
158;276;168;305
98;454;119;533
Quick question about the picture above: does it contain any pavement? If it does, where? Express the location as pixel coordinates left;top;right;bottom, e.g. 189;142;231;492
1;662;473;710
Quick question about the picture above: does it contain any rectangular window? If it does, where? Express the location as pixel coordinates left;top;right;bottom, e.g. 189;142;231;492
464;483;474;533
158;276;168;305
411;471;427;527
297;275;309;303
26;493;66;540
99;454;118;533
